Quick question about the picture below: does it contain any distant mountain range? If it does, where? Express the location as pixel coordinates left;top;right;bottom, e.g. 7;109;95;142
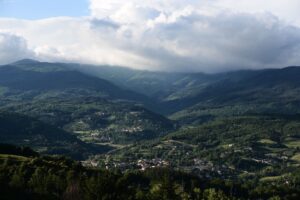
0;59;175;147
67;60;300;116
1;59;300;160
2;59;300;123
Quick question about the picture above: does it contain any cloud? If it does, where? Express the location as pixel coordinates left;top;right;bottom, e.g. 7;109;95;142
88;0;300;71
212;0;300;27
0;32;34;64
0;0;300;72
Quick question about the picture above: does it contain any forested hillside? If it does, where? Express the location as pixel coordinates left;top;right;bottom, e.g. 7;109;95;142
1;60;300;199
0;112;111;159
0;60;175;145
1;145;299;200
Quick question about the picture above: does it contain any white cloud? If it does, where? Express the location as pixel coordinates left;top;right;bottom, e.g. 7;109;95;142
0;32;33;64
0;0;300;72
213;0;300;26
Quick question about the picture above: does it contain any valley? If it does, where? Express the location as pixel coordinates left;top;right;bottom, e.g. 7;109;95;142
1;60;300;199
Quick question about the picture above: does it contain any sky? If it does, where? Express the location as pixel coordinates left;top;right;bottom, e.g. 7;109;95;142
0;0;300;72
0;0;89;19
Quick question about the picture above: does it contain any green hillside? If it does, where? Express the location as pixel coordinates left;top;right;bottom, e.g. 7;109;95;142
0;112;111;159
1;60;300;199
107;115;300;180
170;67;300;125
0;62;150;103
0;60;175;144
2;98;175;144
73;63;300;117
1;144;299;200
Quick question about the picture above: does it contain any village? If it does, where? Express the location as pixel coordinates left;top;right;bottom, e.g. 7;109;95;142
81;156;237;179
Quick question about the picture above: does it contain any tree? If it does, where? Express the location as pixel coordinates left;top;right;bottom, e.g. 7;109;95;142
28;167;48;195
203;188;230;200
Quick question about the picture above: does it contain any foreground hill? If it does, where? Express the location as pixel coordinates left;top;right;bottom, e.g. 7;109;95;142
1;144;299;200
0;112;111;159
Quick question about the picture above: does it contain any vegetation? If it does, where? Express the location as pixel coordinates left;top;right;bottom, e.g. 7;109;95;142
1;145;299;200
106;115;300;180
0;61;175;144
1;98;174;144
1;60;300;199
0;112;112;159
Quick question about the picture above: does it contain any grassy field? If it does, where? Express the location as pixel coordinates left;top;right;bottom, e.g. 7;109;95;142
291;153;300;162
260;175;284;182
259;139;277;145
285;139;300;148
0;154;30;162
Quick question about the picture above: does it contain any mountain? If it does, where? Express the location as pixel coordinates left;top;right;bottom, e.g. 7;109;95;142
0;112;112;159
0;60;151;103
4;59;300;123
4;60;300;123
74;63;219;103
0;60;175;144
170;67;300;125
2;59;300;200
73;62;300;117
